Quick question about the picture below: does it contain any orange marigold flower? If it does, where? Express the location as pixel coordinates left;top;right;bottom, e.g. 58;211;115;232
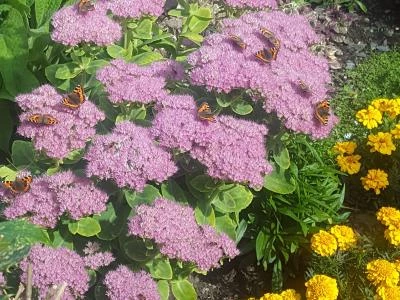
356;105;382;129
310;230;338;257
375;285;400;300
367;132;396;155
360;169;389;195
336;155;361;175
391;124;400;139
376;207;400;228
329;225;357;251
305;275;338;300
366;259;399;286
332;141;357;155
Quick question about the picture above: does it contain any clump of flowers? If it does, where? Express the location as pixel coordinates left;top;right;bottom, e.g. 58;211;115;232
356;105;383;129
335;154;361;174
367;132;396;155
248;289;301;300
128;198;239;270
85;121;178;192
16;84;105;159
1;171;109;228
332;141;357;155
104;266;160;300
329;225;357;251
371;98;400;119
310;230;338;257
366;259;399;287
19;245;89;299
106;0;166;18
51;1;122;46
223;0;277;9
305;274;338;300
360;169;389;195
375;285;400;300
377;207;400;246
96;59;184;104
188;11;337;138
82;242;115;270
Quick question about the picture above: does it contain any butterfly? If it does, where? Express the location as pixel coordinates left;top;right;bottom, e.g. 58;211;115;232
63;85;86;109
27;114;58;125
255;48;277;64
315;100;330;126
228;34;247;49
298;80;312;94
197;102;216;122
260;27;281;50
2;176;33;194
77;0;95;13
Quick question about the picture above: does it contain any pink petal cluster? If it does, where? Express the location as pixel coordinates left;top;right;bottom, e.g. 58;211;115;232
16;85;105;159
82;242;115;270
104;266;160;300
188;11;337;138
20;245;89;299
106;0;166;18
51;1;122;46
152;95;272;187
128;198;239;270
223;0;277;8
85;121;178;191
96;59;184;104
2;171;109;228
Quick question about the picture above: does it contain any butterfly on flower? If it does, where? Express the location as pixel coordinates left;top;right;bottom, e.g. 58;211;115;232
260;27;281;50
77;0;95;13
255;48;277;64
63;85;86;109
298;80;312;94
197;102;216;122
228;34;247;50
2;176;33;194
315;100;330;126
27;114;58;125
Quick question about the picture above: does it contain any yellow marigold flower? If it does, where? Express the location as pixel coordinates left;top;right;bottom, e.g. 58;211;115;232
360;169;389;195
336;155;361;175
372;98;400;118
390;124;400;139
329;225;357;251
375;285;400;300
260;294;283;300
367;132;396;155
310;230;338;257
305;275;338;300
384;228;400;246
366;259;399;286
356;105;383;129
394;259;400;272
281;289;301;300
332;141;357;155
376;207;400;228
248;298;257;300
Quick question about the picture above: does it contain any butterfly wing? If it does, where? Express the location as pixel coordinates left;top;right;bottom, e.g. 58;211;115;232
315;101;330;125
229;34;247;49
78;0;95;13
197;102;216;122
3;176;32;193
43;115;58;125
63;85;85;109
255;49;274;63
28;114;44;124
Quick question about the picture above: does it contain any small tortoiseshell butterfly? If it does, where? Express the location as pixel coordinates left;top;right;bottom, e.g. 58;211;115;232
3;176;33;194
255;48;277;63
77;0;95;13
315;100;330;126
260;27;281;50
28;114;58;125
228;34;247;49
197;102;216;122
63;85;86;109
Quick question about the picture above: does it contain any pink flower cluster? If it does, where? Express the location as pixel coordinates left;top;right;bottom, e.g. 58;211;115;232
82;242;115;270
107;0;166;18
128;198;239;270
51;1;122;46
16;84;105;159
152;95;272;187
20;245;89;299
85;121;178;191
96;59;184;104
2;171;109;228
224;0;277;9
188;11;338;138
104;266;160;300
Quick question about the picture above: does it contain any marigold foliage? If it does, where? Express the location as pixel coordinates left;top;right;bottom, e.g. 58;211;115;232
355;105;383;129
366;259;399;287
329;225;357;251
367;132;396;155
360;169;389;195
335;154;361;175
310;230;338;257
305;274;338;300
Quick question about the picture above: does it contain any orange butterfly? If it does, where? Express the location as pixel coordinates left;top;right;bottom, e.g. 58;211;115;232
197;102;216;122
63;85;86;109
3;176;33;194
260;27;281;51
255;48;277;63
27;114;58;125
228;34;247;49
315;100;330;126
77;0;94;13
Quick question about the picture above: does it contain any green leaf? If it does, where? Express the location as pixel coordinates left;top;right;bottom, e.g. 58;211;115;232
263;170;296;194
11;140;34;167
133;18;153;39
131;52;164;65
0;166;17;180
235;219;247;243
212;185;253;213
63;148;85;164
85;59;109;75
273;146;290;170
95;202;130;241
180;32;203;44
231;100;253;115
255;231;267;261
69;218;101;237
0;102;13;153
171;280;197;300
216;94;232;108
355;0;367;13
157;280;170;300
45;64;71;90
146;258;173;279
106;45;128;59
35;0;62;27
54;62;81;79
187;8;211;33
161;179;188;203
123;238;155;262
124;185;161;208
215;214;236;240
194;201;215;226
190;175;217;192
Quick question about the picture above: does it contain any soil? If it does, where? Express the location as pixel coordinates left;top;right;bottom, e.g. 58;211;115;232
192;1;400;299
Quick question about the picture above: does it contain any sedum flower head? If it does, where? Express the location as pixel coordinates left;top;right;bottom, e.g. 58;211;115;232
223;0;277;9
356;105;383;129
305;274;338;300
377;207;400;228
106;0;166;18
332;141;357;155
375;285;400;300
104;266;160;300
311;230;338;257
281;289;301;300
360;169;389;195
20;245;89;299
260;294;283;300
384;228;400;246
51;1;122;46
367;132;396;155
336;154;361;175
366;259;399;286
390;124;400;139
372;98;400;118
329;225;357;251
